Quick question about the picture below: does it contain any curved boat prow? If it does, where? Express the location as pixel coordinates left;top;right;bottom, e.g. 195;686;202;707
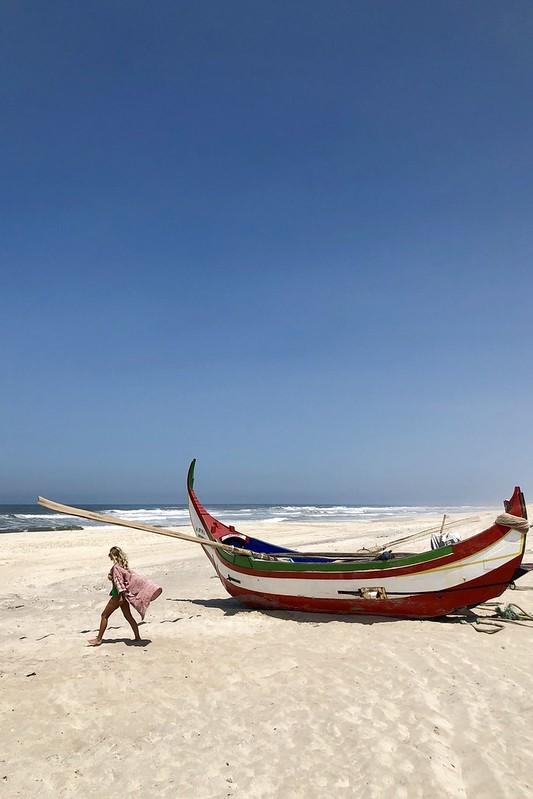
187;458;196;492
505;486;528;520
187;459;288;552
187;458;215;548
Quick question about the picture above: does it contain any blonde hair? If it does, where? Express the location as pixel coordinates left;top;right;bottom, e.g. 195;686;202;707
109;546;129;569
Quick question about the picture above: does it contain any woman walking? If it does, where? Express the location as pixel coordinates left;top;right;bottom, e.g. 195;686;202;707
88;546;162;646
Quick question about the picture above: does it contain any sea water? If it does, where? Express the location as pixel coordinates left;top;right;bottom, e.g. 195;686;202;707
0;502;483;534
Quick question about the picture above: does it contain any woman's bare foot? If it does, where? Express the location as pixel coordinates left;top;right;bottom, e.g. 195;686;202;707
88;638;102;646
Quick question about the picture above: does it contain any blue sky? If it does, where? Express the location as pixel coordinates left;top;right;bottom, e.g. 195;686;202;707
2;1;533;504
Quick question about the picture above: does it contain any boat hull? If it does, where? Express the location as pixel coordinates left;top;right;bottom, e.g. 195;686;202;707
187;461;528;618
215;558;523;618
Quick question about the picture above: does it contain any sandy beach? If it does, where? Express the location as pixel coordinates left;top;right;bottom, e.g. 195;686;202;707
2;510;533;798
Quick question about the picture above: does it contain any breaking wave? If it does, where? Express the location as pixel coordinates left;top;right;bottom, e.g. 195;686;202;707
0;502;482;533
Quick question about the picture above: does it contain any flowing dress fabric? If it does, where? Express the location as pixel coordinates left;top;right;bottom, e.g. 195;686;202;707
111;564;162;619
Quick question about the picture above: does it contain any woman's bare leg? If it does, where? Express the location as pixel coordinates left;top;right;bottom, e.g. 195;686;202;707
88;597;120;646
120;598;141;640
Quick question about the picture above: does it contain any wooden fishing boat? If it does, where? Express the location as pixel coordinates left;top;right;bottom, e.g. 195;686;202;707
187;460;530;618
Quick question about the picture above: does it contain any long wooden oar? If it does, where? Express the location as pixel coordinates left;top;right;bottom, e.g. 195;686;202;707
37;496;272;560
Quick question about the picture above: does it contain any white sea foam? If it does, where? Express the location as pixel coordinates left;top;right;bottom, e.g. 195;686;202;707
1;502;486;533
16;513;78;519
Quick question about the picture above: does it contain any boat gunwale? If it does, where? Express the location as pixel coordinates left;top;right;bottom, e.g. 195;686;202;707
215;542;455;571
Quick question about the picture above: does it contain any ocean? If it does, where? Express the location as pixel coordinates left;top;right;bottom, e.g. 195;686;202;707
0;502;483;534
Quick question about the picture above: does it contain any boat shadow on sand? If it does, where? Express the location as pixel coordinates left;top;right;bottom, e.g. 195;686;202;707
164;596;473;626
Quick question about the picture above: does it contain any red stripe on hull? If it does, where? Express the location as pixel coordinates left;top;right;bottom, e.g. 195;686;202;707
218;557;523;619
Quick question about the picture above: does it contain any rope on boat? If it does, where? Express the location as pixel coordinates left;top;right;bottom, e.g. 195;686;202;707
494;513;530;533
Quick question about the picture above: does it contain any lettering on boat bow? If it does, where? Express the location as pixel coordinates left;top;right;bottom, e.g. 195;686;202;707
195;525;209;539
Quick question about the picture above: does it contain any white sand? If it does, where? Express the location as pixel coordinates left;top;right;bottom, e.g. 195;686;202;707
2;511;533;798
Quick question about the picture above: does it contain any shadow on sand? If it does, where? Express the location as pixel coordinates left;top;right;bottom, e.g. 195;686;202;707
80;621;148;634
161;596;449;625
94;637;152;647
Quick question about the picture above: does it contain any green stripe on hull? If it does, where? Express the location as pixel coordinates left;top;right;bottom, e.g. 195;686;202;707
187;459;196;490
218;545;454;572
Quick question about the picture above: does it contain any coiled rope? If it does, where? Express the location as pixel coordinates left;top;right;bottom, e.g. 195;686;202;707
461;603;533;634
494;513;530;533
